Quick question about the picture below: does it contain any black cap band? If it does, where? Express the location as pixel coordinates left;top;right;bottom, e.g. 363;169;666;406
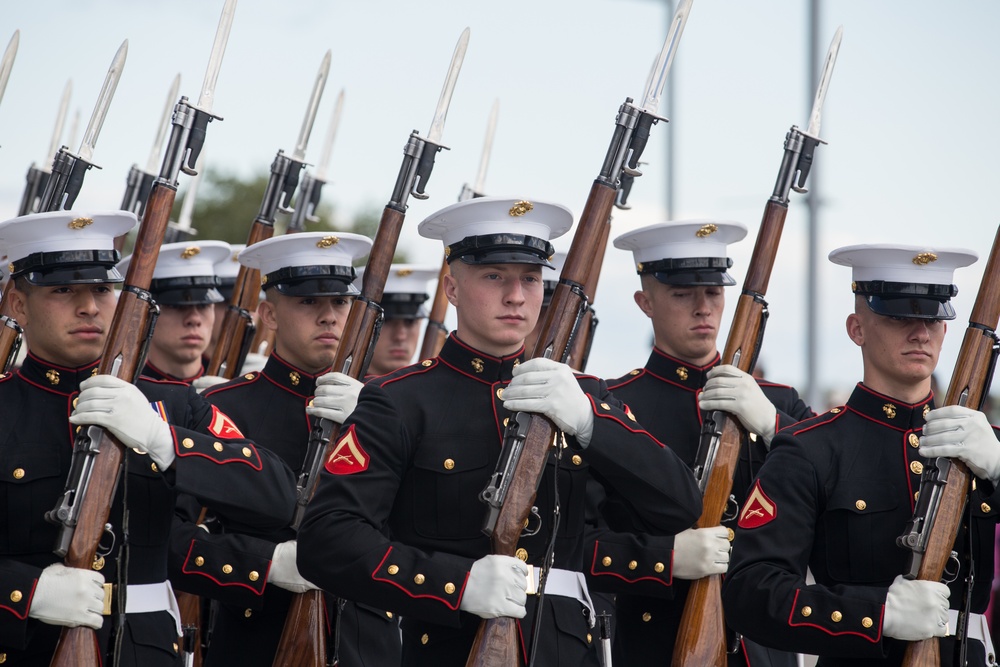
854;280;958;321
12;249;123;285
263;265;358;297
852;280;958;299
382;292;430;319
638;256;736;287
150;276;224;305
447;234;555;266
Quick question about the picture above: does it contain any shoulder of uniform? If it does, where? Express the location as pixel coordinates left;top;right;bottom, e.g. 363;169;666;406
606;368;645;389
202;372;260;397
782;406;846;436
755;378;795;390
372;358;438;388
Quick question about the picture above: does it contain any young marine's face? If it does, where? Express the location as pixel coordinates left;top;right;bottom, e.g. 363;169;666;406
258;292;352;375
847;297;946;400
368;317;422;376
10;282;117;367
149;304;214;370
634;277;724;366
445;262;543;357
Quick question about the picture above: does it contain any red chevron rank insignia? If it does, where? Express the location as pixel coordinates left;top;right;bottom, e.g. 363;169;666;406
325;424;370;475
208;405;244;439
738;480;777;529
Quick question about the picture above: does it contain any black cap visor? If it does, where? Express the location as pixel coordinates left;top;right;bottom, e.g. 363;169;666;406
639;257;736;287
864;295;956;320
14;249;123;286
382;292;429;320
151;276;224;305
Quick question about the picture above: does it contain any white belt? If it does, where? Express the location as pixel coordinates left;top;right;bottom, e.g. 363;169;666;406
526;566;596;628
104;581;183;636
947;610;996;664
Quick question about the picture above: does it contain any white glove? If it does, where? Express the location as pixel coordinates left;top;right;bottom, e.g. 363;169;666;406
459;555;528;619
241;352;268;374
69;375;175;469
307;372;364;424
672;526;731;580
920;405;1000;483
268;540;319;593
192;375;229;393
882;575;950;641
28;563;106;629
502;358;594;447
698;365;778;444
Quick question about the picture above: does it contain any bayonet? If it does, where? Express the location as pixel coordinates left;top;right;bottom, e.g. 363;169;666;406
148;74;181;173
78;39;127;163
18;80;72;215
67;109;80;152
121;74;181;218
457;98;498;202
0;30;18;111
196;0;236;114
287;88;344;232
639;0;692;115
47;81;72;167
292;49;331;162
805;25;843;139
314;88;344;183
426;27;469;146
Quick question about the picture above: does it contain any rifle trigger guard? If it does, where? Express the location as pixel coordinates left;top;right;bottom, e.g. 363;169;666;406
943;550;961;584
521;506;542;538
723;494;739;522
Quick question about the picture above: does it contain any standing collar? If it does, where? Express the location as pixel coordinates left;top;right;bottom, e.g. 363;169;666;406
645;347;720;390
142;360;205;385
438;334;525;383
261;353;322;397
17;352;101;395
847;383;934;431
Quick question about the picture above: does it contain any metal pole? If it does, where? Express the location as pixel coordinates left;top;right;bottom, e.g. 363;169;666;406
805;0;821;408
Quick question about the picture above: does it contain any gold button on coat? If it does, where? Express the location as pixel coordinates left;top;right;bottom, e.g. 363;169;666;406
222;564;233;574
982;503;992;513
244;609;252;618
855;500;867;511
628;560;638;570
571;455;582;466
421;360;433;367
641;612;652;622
244;373;255;380
213;442;224;452
445;583;456;594
150;462;158;472
515;548;528;561
9;591;22;603
831;611;842;622
496;388;504;400
586;633;592;643
182;438;194;449
602;557;612;567
654;562;665;573
249;571;259;582
600;403;610;410
242;447;252;457
386;612;393;619
92;556;105;571
12;468;23;480
443;458;455;470
387;565;399;575
910;461;923;475
0;652;7;663
194;556;205;566
908;433;920;448
862;617;873;628
413;574;425;585
421;634;429;645
801;606;812;617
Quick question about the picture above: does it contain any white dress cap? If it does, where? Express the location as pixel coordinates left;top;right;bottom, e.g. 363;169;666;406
238;231;373;297
614;219;747;286
0;210;137;284
118;240;232;281
214;244;246;282
829;243;978;320
355;264;439;319
418;197;573;266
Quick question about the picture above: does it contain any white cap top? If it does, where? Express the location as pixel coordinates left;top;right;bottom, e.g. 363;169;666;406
118;240;232;280
418;196;573;266
0;210;137;266
613;219;748;266
355;264;439;295
238;232;372;275
214;243;246;282
829;244;978;285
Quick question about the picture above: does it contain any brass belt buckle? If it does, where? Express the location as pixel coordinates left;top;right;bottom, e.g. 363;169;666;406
525;564;537;596
102;583;114;616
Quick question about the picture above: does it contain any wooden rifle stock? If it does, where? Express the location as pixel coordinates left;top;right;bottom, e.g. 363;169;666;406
672;198;789;667
50;183;177;667
206;221;273;377
566;218;610;371
901;226;1000;667
465;183;616;667
419;257;451;360
273;205;407;667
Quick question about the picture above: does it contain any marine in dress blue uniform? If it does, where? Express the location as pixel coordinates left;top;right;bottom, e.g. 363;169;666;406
358;264;437;377
296;197;703;666
723;243;1000;666
168;231;402;666
118;241;230;384
0;211;296;667
588;220;813;666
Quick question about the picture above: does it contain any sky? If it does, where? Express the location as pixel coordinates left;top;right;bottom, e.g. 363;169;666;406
2;0;999;409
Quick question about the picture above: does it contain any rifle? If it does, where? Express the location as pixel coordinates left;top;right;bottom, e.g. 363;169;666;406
419;98;498;361
896;226;1000;667
44;2;234;662
672;27;843;667
250;88;346;357
0;30;18;133
206;50;331;378
272;28;469;667
467;4;692;663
